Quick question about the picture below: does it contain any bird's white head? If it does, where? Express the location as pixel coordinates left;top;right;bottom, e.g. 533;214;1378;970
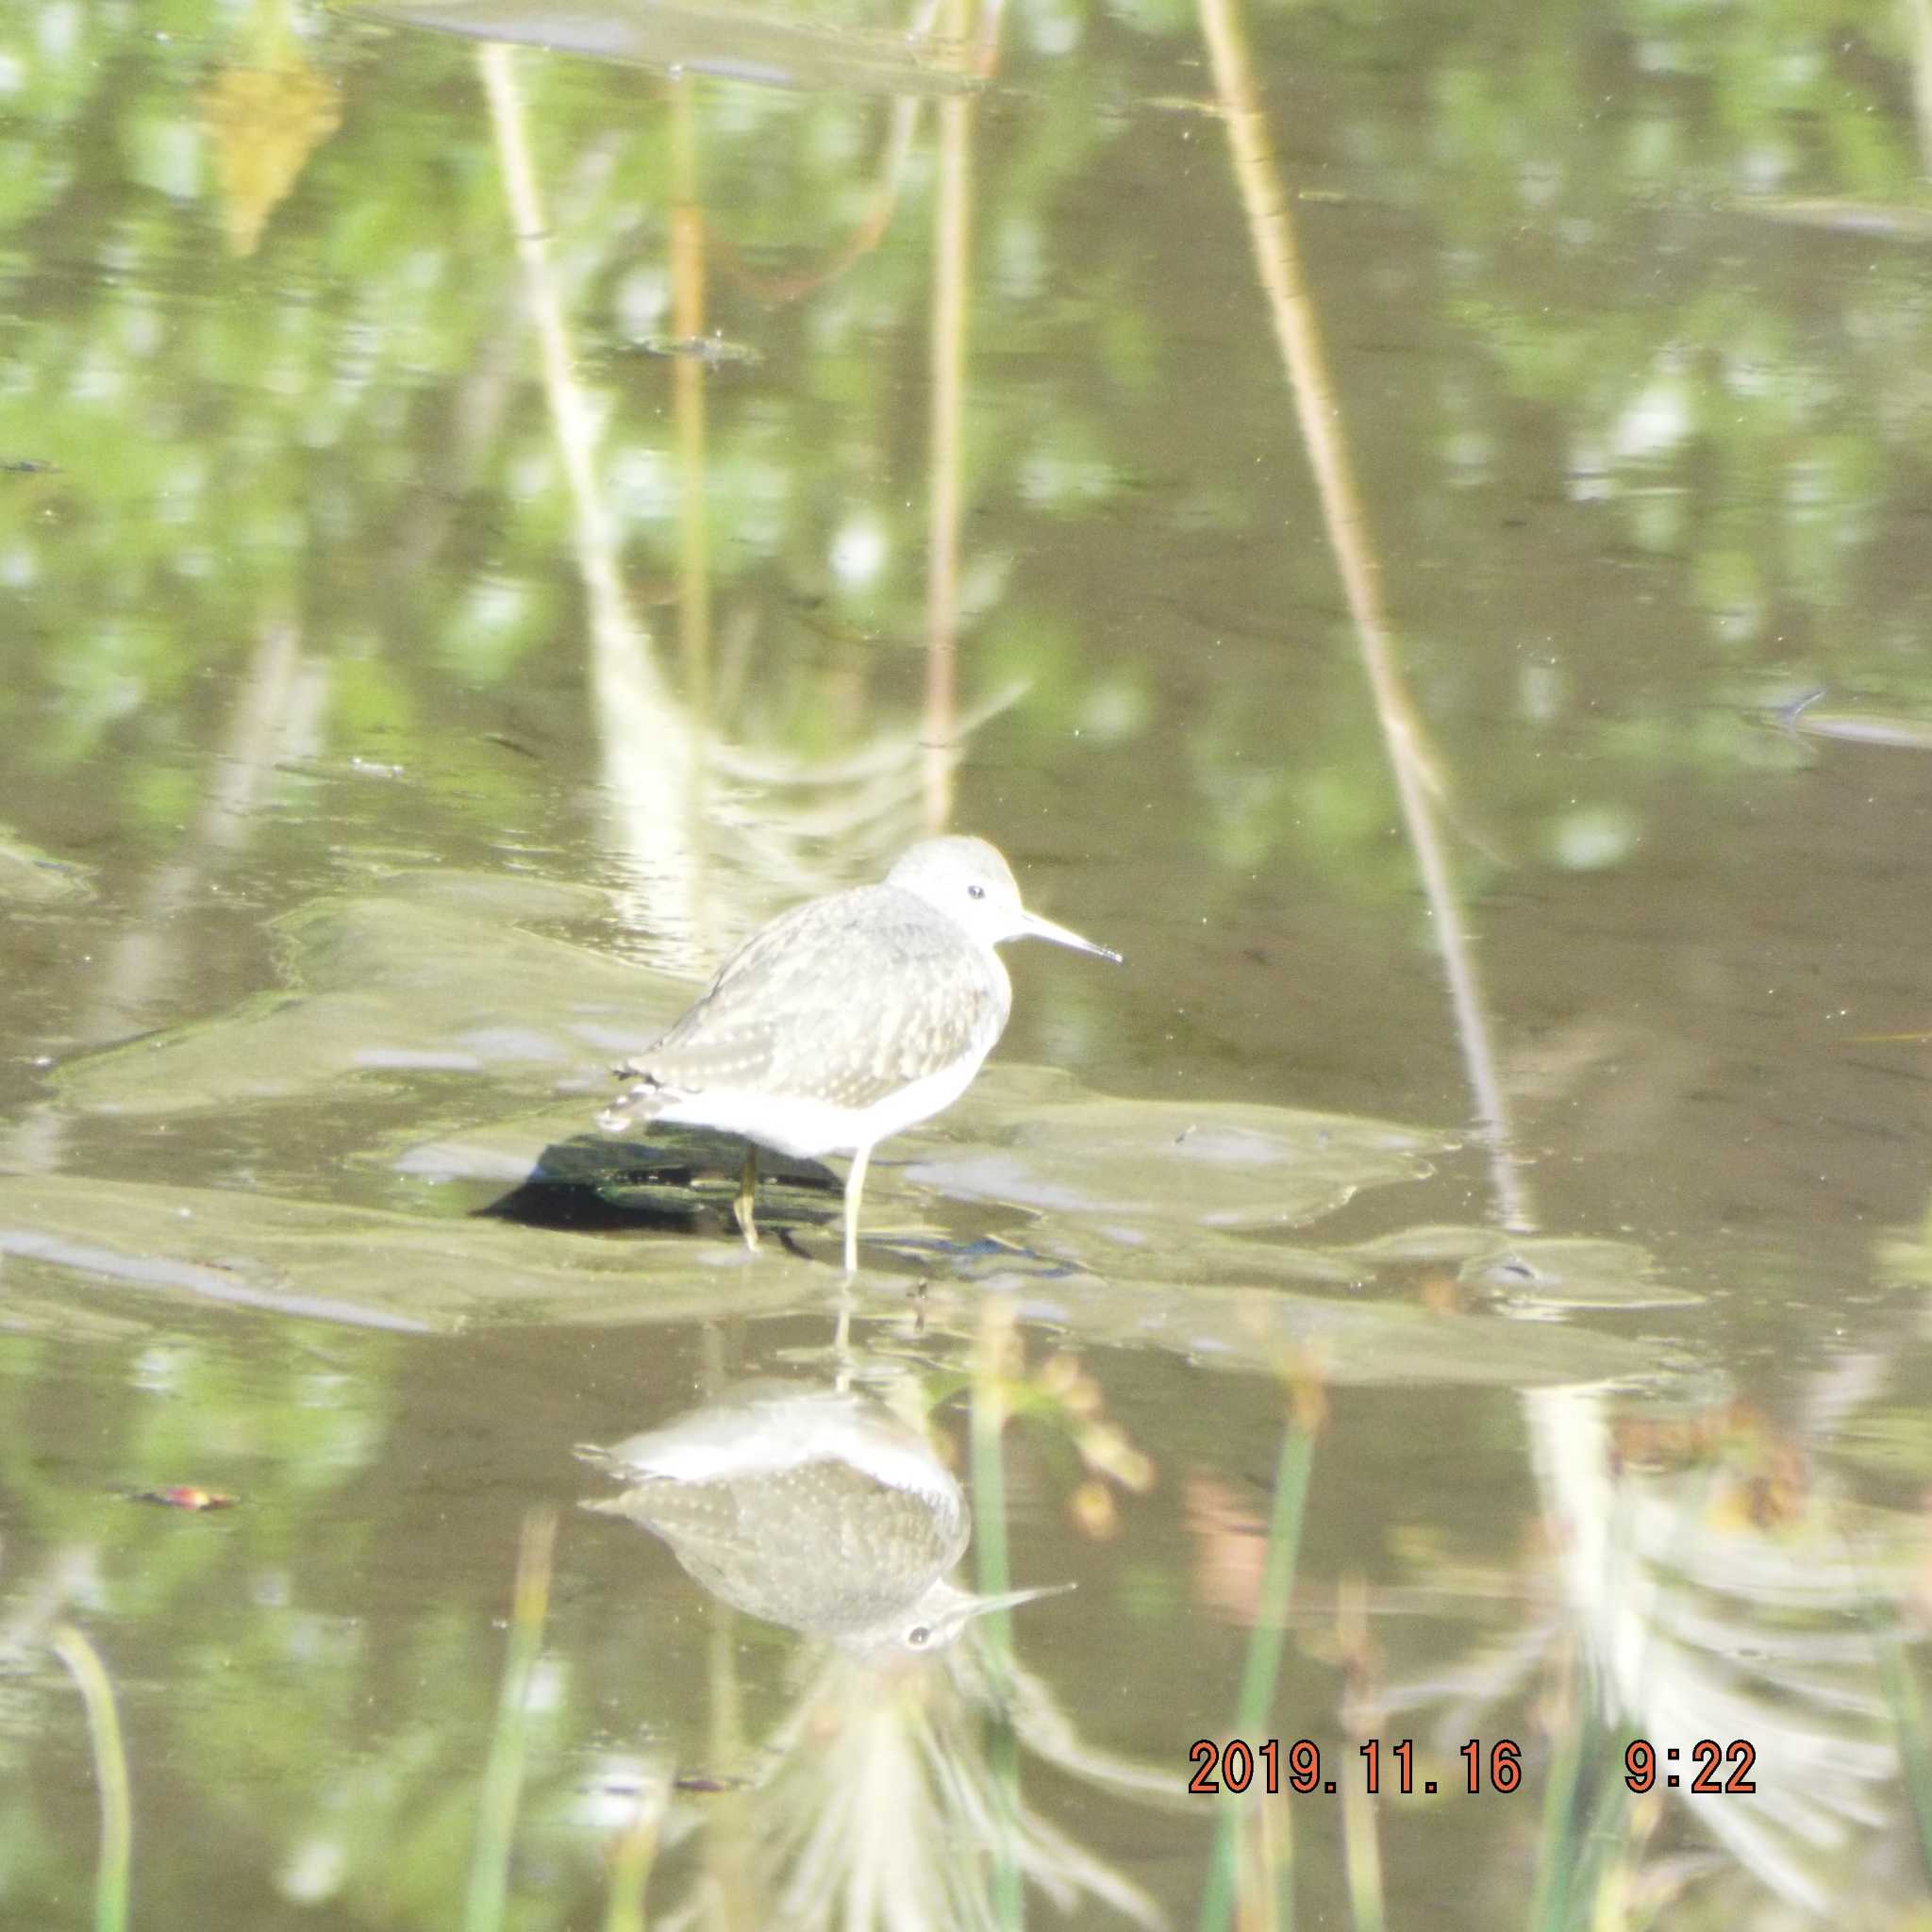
886;837;1121;960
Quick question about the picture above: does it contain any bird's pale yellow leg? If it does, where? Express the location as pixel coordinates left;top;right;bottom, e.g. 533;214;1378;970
841;1144;872;1277
731;1143;759;1251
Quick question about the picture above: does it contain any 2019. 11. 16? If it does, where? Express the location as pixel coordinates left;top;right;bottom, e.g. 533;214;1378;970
1189;1738;1524;1797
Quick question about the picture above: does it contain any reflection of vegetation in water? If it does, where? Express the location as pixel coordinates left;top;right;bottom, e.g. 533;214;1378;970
12;1507;665;1932
741;1631;1173;1931
1371;1382;1928;1920
5;0;1929;905
0;1342;1181;1932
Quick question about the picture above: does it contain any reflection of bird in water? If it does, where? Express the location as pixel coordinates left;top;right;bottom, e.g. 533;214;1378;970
575;1381;1067;1657
597;835;1118;1274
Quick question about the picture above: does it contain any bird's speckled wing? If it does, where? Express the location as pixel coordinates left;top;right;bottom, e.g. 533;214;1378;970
616;883;1010;1111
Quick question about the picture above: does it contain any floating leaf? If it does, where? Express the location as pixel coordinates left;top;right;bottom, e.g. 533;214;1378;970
0;1170;824;1333
395;1079;1441;1285
1341;1224;1698;1311
909;1093;1454;1236
54;871;683;1117
958;1274;1662;1388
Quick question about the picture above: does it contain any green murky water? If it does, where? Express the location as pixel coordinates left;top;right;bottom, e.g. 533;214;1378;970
4;0;1931;1924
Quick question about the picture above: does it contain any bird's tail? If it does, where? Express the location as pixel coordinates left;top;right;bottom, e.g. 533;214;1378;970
597;1065;666;1133
576;1494;638;1516
573;1443;651;1516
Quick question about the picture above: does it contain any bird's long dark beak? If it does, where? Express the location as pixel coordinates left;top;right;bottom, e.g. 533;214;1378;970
1018;908;1122;963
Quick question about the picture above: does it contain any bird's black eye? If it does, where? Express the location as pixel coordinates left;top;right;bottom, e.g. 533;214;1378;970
967;884;985;900
907;1624;933;1647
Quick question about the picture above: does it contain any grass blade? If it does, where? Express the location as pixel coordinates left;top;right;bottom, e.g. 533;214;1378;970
463;1506;558;1932
50;1621;131;1932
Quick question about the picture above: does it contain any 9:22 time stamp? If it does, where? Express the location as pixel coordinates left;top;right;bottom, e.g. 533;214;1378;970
1624;1740;1755;1792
